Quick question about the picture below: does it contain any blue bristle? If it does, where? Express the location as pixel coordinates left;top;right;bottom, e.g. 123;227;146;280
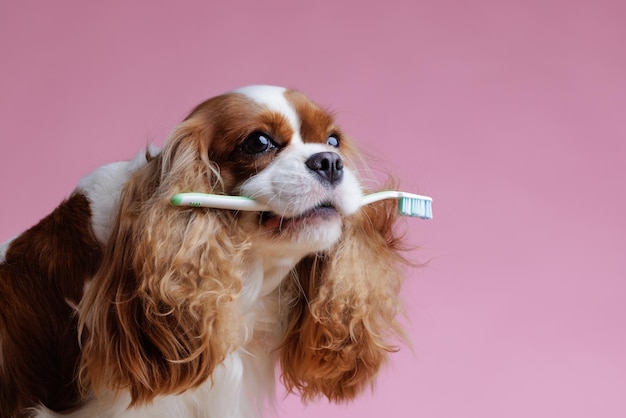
398;197;433;220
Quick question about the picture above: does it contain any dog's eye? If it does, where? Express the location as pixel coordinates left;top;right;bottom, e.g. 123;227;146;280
327;135;340;148
242;132;275;154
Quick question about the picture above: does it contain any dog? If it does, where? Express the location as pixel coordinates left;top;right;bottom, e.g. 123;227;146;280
0;85;409;417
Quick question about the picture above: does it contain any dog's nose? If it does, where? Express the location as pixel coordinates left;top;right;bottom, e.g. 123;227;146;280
305;152;344;186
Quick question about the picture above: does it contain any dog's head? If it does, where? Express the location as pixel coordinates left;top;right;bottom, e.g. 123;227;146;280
79;85;407;406
180;85;363;257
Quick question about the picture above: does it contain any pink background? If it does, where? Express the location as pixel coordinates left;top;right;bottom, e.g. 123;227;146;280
1;1;625;417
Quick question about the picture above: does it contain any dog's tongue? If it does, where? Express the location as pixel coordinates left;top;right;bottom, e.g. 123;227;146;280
263;214;284;230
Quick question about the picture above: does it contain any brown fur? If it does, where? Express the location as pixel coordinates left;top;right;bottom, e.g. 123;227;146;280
280;196;409;401
0;194;102;416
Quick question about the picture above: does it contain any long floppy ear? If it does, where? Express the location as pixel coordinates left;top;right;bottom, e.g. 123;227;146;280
78;119;248;405
280;194;410;402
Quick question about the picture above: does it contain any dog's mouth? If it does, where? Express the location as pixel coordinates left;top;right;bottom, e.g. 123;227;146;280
260;202;339;230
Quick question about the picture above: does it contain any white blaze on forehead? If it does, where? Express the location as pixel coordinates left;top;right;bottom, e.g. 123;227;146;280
233;85;303;144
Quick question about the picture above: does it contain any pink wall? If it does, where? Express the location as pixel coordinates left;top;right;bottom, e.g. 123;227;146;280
1;1;625;416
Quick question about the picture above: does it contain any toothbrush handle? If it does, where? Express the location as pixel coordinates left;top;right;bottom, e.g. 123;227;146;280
171;193;270;211
171;191;433;213
360;191;433;206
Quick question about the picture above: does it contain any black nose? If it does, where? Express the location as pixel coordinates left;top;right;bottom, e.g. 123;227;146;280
305;152;344;186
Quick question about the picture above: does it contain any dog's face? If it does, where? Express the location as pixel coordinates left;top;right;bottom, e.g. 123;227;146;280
185;85;363;257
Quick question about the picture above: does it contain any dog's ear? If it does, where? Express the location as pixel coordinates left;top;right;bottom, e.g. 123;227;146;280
78;119;247;405
280;195;410;402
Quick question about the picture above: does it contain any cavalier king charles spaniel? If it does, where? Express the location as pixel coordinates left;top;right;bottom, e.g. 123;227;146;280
0;85;409;417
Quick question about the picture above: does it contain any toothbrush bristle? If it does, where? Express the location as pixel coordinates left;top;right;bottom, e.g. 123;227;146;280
398;196;433;220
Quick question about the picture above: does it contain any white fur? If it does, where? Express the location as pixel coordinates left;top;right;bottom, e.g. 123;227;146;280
242;141;362;218
237;85;363;257
1;148;154;259
234;85;303;145
76;148;156;244
240;140;362;257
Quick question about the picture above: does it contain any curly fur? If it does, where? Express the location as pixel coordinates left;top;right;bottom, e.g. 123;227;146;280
78;119;250;405
280;196;409;401
0;85;416;417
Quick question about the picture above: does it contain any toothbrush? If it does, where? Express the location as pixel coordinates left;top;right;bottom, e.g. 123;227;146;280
171;191;433;220
360;191;433;219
